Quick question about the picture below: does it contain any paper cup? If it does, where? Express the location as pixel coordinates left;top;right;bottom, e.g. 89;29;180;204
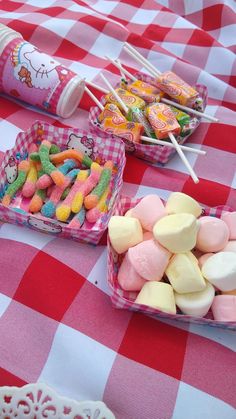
0;24;85;118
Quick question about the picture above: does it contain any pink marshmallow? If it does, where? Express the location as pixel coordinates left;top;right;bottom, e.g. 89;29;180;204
211;295;236;322
130;195;166;231
221;212;236;240
198;253;214;269
196;216;229;252
118;253;146;291
128;239;171;281
143;231;154;241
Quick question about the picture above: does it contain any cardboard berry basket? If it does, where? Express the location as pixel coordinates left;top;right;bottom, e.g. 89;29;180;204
107;196;236;330
89;72;208;164
0;120;126;245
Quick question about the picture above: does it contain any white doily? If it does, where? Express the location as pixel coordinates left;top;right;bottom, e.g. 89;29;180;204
0;382;115;418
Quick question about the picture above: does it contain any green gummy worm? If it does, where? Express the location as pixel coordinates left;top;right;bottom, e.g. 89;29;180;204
39;143;58;175
91;168;112;199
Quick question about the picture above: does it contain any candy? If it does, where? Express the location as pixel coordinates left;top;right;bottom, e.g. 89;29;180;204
21;161;38;198
221;212;236;240
56;170;89;222
156;71;198;107
36;159;77;189
130;194;166;231
101;118;143;144
39;140;66;187
68;206;86;229
29;188;46;213
2;160;30;206
125;79;163;103
196;216;229;252
98;103;126;124
165;251;206;294
170;106;190;127
198;253;214;269
118;253;146;291
166;192;202;218
126;107;156;138
128;239;171;281
41;168;79;218
145;103;181;140
153;213;198;253
72;162;102;213
221;241;236;253
84;161;113;209
86;184;111;224
108;216;143;254
105;88;146;110
211;295;236;322
135;281;176;314
174;281;215;317
201;252;236;291
50;149;92;168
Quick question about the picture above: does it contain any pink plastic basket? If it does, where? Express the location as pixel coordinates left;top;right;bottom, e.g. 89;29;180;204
89;72;208;164
107;196;236;330
0;120;126;245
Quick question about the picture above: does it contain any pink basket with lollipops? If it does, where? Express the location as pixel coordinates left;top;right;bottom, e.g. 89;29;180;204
107;196;236;330
89;72;208;164
0;120;126;245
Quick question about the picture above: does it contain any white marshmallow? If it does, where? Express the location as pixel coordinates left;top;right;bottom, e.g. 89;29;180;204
166;192;202;218
221;240;236;253
201;252;236;291
108;216;143;254
175;281;215;317
135;281;176;314
165;252;206;294
153;213;198;253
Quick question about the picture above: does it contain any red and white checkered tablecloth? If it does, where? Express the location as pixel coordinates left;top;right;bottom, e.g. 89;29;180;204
0;1;236;418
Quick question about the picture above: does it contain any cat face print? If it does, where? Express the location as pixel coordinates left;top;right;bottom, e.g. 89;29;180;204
5;157;18;184
22;49;59;89
28;217;62;234
67;134;95;158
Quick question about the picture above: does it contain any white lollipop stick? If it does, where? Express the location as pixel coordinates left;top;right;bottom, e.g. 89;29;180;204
86;80;109;94
105;56;137;81
124;42;161;75
168;132;199;183
84;86;104;111
100;73;129;114
161;98;218;122
123;46;158;78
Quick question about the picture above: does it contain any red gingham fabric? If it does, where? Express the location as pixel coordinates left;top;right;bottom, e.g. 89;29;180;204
0;1;236;419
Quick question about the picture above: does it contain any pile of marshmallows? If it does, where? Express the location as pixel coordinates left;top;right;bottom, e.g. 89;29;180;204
108;192;236;322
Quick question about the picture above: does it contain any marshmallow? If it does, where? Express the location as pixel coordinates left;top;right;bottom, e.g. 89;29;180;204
128;239;171;281
201;252;236;291
221;240;236;253
211;295;236;322
196;216;229;252
153;213;198;253
166;252;206;294
175;282;215;317
124;209;133;217
166;192;202;218
143;231;154;241
198;253;214;269
130;194;166;231
108;216;143;254
221;212;236;240
118;253;146;291
135;281;176;314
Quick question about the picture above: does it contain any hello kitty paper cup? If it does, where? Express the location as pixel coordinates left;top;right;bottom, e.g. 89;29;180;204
0;24;85;118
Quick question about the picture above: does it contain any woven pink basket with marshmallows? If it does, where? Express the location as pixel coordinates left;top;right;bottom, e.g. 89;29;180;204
107;196;236;330
0;120;126;245
89;72;208;164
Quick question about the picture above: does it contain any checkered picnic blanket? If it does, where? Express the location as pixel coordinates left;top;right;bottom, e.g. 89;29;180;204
0;1;235;418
